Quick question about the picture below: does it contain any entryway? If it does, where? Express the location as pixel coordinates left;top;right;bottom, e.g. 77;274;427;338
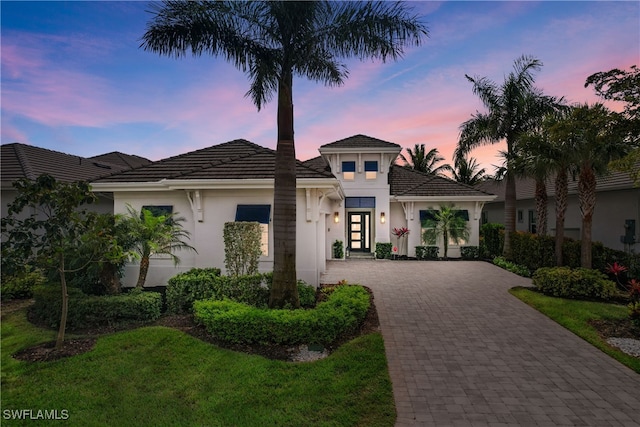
347;211;371;254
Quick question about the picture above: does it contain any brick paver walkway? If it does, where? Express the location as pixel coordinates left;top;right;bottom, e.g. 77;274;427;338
321;260;640;426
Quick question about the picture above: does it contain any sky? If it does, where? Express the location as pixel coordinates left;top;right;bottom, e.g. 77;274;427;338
2;1;639;175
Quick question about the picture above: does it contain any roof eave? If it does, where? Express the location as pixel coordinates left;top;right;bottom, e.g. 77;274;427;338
91;177;341;192
392;195;497;203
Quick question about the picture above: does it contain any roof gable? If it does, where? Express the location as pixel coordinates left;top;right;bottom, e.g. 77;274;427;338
389;165;495;198
320;134;401;150
94;139;334;183
89;152;152;169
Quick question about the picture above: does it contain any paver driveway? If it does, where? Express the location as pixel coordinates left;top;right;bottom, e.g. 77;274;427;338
321;260;640;427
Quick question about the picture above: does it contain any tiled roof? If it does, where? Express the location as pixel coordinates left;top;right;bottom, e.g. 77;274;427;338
1;143;134;186
302;156;331;173
389;165;495;197
476;167;638;202
94;139;334;183
320;134;401;150
89;152;152;169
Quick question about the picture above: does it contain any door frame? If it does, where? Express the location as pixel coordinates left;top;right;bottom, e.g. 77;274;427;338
347;211;372;253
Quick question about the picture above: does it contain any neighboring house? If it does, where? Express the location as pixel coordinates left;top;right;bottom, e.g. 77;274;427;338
476;171;640;252
92;135;496;287
1;142;151;219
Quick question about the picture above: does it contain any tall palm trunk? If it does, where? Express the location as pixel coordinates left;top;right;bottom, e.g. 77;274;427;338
534;178;548;236
56;253;68;349
503;169;517;257
554;168;568;266
578;165;597;268
270;71;300;308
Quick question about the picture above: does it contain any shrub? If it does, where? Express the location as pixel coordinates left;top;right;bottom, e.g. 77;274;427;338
509;232;555;271
460;246;479;260
31;285;162;328
223;222;262;276
480;223;504;258
0;269;45;300
375;243;392;259
493;256;531;277
194;285;369;345
532;267;617;300
165;268;223;314
297;280;316;308
332;240;344;259
415;246;439;260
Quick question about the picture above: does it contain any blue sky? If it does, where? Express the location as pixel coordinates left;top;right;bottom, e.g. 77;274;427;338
2;1;638;173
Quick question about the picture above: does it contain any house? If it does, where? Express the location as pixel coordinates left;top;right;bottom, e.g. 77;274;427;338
1;143;152;219
91;135;496;287
476;171;640;252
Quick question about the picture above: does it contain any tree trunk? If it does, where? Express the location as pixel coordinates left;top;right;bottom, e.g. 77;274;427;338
270;71;299;309
56;254;68;349
136;255;150;288
443;229;449;259
554;168;568;266
503;169;517;258
578;165;596;268
534;177;548;236
101;263;121;294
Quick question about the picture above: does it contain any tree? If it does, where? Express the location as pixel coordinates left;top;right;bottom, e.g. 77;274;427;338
456;55;563;257
141;1;428;307
450;155;487;186
551;104;631;268
1;174;98;348
400;144;452;176
122;205;196;288
422;204;469;259
586;65;640;184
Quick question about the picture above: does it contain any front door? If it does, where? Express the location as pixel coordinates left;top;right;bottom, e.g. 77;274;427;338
348;212;371;252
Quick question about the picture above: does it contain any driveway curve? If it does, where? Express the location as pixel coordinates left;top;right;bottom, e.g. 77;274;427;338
321;260;640;426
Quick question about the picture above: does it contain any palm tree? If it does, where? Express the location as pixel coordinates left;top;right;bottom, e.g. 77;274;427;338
142;1;428;308
450;155;487;186
422;203;469;259
550;103;630;268
400;144;452;176
456;55;563;257
123;205;196;288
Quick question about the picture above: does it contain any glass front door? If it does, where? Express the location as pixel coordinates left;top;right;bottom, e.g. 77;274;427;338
348;212;371;252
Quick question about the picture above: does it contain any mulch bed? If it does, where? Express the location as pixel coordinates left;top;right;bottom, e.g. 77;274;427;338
8;285;380;363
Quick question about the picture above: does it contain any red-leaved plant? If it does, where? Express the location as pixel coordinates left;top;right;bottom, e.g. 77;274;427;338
391;227;410;238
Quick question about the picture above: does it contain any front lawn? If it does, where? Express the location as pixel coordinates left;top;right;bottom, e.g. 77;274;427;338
1;308;395;426
510;287;640;374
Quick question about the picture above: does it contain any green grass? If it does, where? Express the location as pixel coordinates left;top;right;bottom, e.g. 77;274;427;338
510;287;640;374
1;308;395;426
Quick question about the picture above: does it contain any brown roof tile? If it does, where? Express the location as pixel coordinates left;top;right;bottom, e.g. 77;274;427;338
1;143;132;186
94;139;334;183
390;165;495;197
320;134;401;150
89;152;152;169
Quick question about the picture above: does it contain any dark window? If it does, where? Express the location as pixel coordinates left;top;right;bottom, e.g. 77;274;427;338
364;161;377;171
142;205;173;217
342;161;356;172
345;197;376;209
235;205;271;224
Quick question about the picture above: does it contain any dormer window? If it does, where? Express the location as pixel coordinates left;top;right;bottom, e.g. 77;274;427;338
365;161;378;179
342;161;355;180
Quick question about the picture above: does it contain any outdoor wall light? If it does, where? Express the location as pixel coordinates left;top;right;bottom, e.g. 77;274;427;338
334;212;340;223
380;212;386;224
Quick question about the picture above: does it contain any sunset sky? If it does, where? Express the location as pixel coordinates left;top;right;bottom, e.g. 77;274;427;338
2;1;638;175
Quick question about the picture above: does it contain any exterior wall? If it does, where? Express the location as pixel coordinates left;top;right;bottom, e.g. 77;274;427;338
482;187;640;251
1;189;114;220
394;200;482;258
113;187;330;287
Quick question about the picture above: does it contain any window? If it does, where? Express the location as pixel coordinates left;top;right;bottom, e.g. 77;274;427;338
364;161;378;180
342;161;355;180
517;210;523;223
345;197;376;208
235;204;271;256
141;205;174;223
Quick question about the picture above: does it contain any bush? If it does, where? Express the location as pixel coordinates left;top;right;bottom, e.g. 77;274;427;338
223;222;262;276
297;280;316;308
332;240;344;259
532;267;617;300
480;223;504;258
460;246;479;260
165;268;223;313
510;232;555;271
194;285;369;345
375;243;392;259
0;270;45;300
31;285;162;329
493;256;531;277
415;246;439;260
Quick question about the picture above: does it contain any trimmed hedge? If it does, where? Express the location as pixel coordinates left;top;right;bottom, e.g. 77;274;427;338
166;269;316;313
415;246;439;260
532;267;617;300
31;286;162;329
375;243;392;259
193;285;370;345
480;223;504;258
460;246;479;260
